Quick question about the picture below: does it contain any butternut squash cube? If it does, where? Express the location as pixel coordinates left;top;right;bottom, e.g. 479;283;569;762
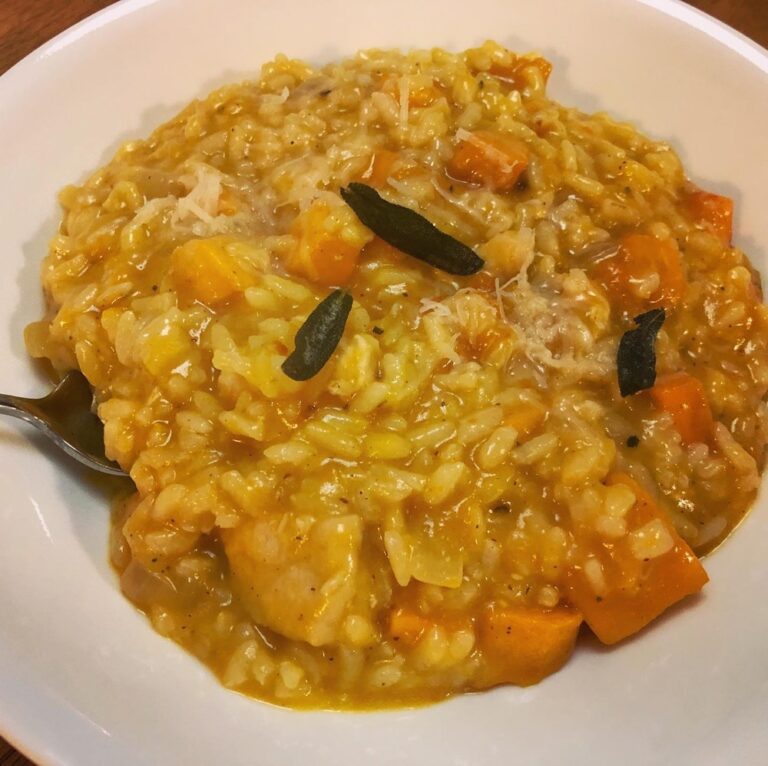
287;201;373;286
170;236;254;306
448;130;529;192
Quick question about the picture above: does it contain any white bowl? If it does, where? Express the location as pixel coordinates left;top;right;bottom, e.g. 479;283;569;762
0;1;766;763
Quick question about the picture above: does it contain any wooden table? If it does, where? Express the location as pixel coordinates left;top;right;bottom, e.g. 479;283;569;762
0;0;766;763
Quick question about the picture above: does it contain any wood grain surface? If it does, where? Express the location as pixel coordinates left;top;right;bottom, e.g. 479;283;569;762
0;0;766;763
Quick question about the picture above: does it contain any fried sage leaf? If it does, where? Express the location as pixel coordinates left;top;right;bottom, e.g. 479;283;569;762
617;308;666;397
282;289;353;381
340;182;484;275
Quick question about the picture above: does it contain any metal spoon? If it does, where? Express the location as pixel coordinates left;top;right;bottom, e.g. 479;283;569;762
0;371;127;476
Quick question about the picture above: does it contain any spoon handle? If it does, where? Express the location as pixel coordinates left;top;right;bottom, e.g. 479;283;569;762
0;395;40;426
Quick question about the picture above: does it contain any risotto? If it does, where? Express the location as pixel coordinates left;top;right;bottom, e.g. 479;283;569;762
25;42;768;708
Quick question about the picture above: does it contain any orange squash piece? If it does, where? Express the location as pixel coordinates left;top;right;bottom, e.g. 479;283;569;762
287;201;374;286
650;372;714;445
170;236;254;306
360;236;406;265
407;86;439;107
447;130;529;192
479;605;582;686
590;233;686;315
687;190;733;245
489;56;553;90
363;150;399;188
565;473;708;645
503;401;547;440
383;79;439;108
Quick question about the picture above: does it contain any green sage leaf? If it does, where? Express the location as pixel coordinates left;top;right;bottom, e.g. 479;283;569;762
617;308;666;397
282;289;353;381
340;183;484;276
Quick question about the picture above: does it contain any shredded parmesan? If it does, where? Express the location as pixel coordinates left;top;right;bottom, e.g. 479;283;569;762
494;269;609;377
514;250;535;286
127;164;253;237
131;196;174;229
386;176;414;198
494;277;509;323
430;180;489;226
173;164;223;225
417;257;608;379
262;86;290;105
